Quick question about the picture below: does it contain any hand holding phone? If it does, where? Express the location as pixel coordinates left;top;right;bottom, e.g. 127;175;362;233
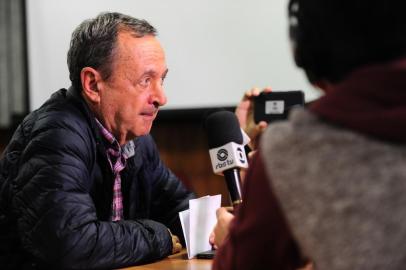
253;90;305;124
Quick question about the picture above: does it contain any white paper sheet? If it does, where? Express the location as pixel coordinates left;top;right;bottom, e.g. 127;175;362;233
178;195;221;259
179;209;191;257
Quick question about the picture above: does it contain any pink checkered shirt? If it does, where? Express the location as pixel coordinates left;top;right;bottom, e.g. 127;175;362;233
95;119;134;221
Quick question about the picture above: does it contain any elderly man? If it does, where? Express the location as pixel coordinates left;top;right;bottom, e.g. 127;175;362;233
0;12;194;269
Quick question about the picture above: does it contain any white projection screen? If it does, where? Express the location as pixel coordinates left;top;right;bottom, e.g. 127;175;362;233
26;0;320;111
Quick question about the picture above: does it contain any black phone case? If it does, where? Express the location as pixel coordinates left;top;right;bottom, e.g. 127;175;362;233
253;90;304;123
196;249;216;259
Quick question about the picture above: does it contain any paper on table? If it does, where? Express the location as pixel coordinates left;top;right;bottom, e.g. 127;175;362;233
179;209;191;257
179;195;221;259
190;195;221;258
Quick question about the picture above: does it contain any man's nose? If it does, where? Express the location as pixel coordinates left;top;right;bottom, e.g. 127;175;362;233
151;83;167;107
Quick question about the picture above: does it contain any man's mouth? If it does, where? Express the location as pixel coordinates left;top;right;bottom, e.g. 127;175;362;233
140;109;158;119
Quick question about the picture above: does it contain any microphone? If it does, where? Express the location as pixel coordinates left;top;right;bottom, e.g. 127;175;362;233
205;111;248;206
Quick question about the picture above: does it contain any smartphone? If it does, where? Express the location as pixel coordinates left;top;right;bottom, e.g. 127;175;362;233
196;249;216;259
253;90;305;124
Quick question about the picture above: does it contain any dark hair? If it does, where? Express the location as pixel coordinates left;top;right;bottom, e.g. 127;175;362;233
67;12;157;92
288;0;406;83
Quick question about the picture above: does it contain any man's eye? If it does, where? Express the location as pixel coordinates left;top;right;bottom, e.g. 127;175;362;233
140;77;151;87
160;76;166;85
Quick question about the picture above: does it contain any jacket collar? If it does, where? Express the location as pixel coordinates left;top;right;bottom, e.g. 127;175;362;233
66;86;138;159
66;86;104;143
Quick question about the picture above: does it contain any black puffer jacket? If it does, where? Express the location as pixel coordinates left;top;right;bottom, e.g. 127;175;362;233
0;88;194;269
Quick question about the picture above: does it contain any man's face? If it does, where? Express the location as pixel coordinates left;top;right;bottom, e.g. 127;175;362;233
97;32;168;144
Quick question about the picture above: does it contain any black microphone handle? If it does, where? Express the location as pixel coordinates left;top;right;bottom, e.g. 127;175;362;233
223;168;243;206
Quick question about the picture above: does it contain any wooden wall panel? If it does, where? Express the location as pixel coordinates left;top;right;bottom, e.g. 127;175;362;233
151;120;231;206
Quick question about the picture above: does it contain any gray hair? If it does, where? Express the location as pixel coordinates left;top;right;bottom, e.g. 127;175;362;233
67;12;157;92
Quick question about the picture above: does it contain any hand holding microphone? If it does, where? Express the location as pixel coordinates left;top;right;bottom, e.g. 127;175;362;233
210;207;235;248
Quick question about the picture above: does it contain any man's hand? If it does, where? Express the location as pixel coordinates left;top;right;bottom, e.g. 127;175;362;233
210;207;235;248
168;230;182;254
235;87;272;150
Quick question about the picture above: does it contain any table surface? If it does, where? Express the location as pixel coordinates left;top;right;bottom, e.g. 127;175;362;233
119;250;213;270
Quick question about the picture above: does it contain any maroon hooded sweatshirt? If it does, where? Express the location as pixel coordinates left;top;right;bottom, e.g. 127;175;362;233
213;58;406;270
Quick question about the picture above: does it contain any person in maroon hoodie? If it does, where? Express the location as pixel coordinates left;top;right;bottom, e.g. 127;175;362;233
211;0;406;269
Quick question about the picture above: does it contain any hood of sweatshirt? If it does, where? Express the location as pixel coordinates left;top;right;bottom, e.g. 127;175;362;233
310;58;406;143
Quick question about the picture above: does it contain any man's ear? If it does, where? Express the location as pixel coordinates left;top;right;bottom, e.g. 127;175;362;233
80;67;102;103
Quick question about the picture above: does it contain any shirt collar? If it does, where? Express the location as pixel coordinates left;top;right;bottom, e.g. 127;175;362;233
94;118;135;159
